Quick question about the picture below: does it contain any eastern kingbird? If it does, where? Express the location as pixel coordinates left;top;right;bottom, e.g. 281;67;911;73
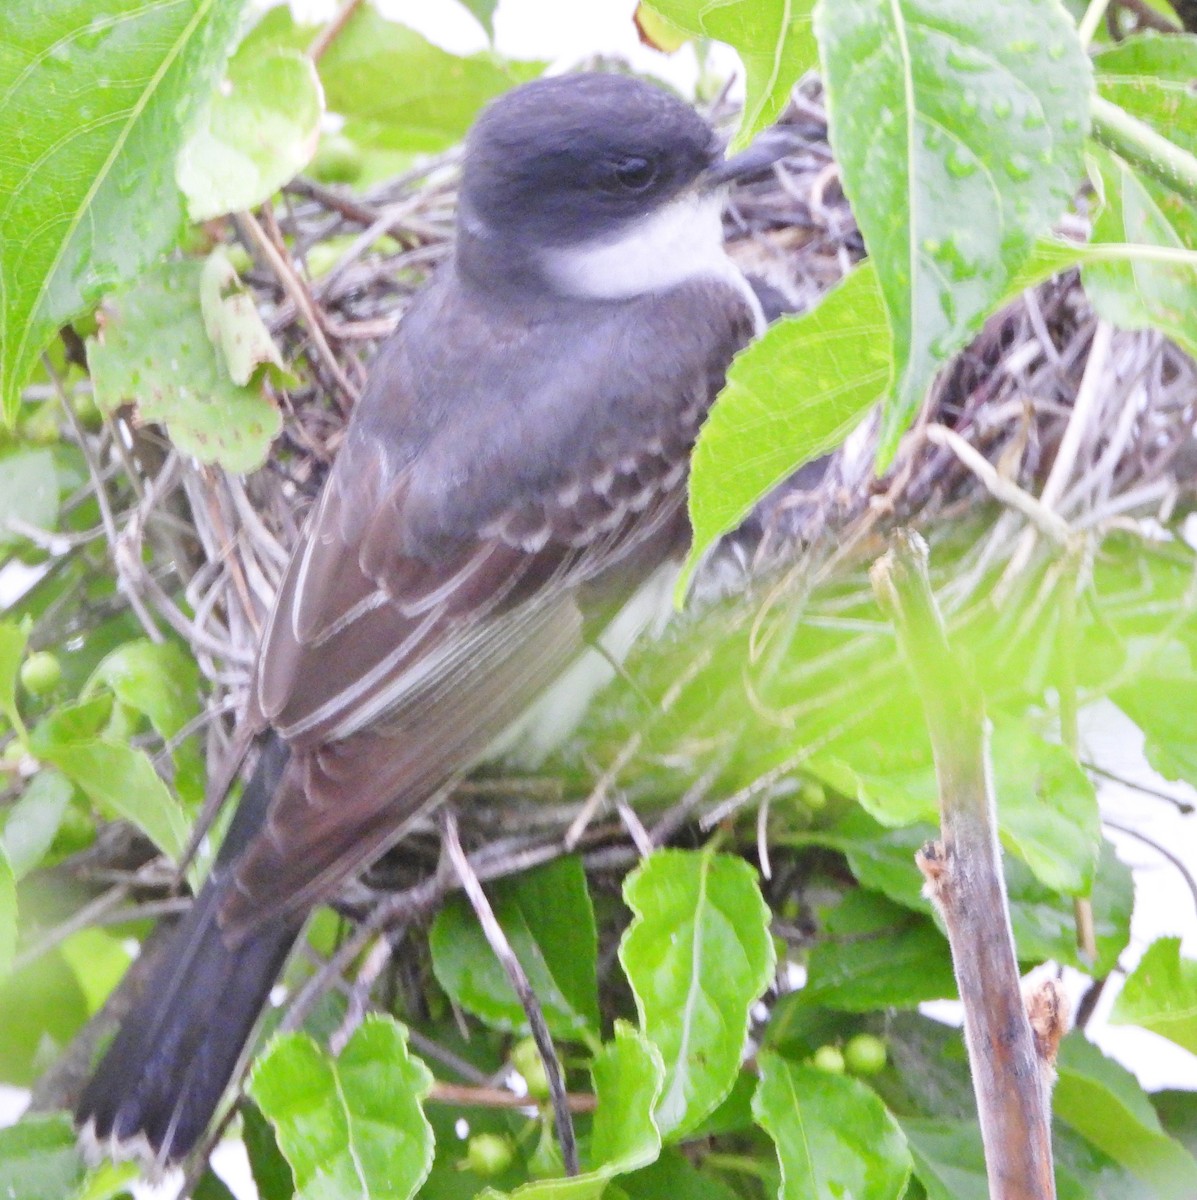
77;71;787;1166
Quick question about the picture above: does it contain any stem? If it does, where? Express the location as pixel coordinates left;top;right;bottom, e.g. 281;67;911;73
1090;94;1197;209
871;531;1056;1200
1078;0;1113;44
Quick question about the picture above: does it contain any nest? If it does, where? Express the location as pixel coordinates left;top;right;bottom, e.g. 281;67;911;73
34;77;1197;1078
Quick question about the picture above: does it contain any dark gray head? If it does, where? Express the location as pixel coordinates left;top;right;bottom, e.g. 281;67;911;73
460;73;718;250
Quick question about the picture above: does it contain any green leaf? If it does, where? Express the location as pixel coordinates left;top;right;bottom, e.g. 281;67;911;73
803;890;956;1011
622;1149;740;1200
619;849;775;1138
249;1014;435;1200
681;262;892;596
199;247;295;388
0;447;61;549
483;1024;664;1200
814;0;1091;464
0;846;14;980
0;1114;85;1200
810;718;1101;896
33;737;189;863
0;0;248;424
459;0;500;38
753;1052;912;1200
319;5;541;153
1053;1033;1197;1198
1;769;73;879
178;45;322;219
900;1118;987;1200
88;260;282;472
1084;145;1197;358
803;814;1131;974
1112;636;1197;788
1110;936;1197;1056
0;618;31;734
1094;33;1197;245
642;0;818;147
589;1023;664;1171
242;1103;296;1200
88;639;199;744
986;723;1099;896
429;856;599;1039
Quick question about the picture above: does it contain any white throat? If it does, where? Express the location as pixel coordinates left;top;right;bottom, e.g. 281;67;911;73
541;191;764;332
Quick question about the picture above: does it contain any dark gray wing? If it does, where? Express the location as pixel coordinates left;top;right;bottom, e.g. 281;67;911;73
225;275;754;931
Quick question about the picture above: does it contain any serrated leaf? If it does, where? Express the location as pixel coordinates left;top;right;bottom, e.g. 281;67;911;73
0;618;30;734
34;737;189;863
642;0;818;147
803;890;956;1010
1053;1033;1197;1198
0;1114;85;1200
1110;936;1197;1056
249;1015;435;1200
619;849;775;1139
1085;145;1197;358
199;247;294;387
753;1052;912;1200
88;260;281;472
681;261;891;597
814;0;1091;464
319;5;541;153
429;856;599;1039
483;1023;663;1200
1;769;72;879
0;0;247;424
179;45;323;220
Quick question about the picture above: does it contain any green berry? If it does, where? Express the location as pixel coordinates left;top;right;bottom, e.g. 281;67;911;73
510;1037;551;1100
312;133;364;184
812;1044;845;1074
466;1132;514;1177
20;652;61;696
844;1033;887;1076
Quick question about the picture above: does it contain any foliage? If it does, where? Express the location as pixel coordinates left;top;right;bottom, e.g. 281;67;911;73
1;1;1197;1199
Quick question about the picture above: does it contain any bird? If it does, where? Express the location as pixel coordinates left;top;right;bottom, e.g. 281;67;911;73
76;69;788;1168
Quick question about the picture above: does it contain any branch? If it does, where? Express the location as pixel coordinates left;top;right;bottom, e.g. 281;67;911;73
440;811;580;1176
870;531;1059;1200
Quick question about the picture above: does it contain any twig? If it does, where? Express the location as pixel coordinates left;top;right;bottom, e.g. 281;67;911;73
236;210;360;409
1084;762;1195;814
925;425;1070;543
1103;817;1197;916
427;1081;596;1113
440;810;579;1177
307;0;365;62
871;530;1057;1200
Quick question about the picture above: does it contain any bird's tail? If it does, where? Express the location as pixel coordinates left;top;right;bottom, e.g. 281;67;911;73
76;734;302;1166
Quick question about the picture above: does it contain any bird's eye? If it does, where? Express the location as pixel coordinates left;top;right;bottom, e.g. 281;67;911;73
611;156;657;192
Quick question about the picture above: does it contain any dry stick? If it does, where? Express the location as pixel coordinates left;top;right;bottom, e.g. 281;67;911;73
440;810;580;1177
871;531;1058;1200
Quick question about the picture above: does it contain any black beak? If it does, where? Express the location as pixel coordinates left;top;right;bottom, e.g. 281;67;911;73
704;127;802;187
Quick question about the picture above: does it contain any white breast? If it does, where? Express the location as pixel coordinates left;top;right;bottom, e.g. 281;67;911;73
542;191;765;334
